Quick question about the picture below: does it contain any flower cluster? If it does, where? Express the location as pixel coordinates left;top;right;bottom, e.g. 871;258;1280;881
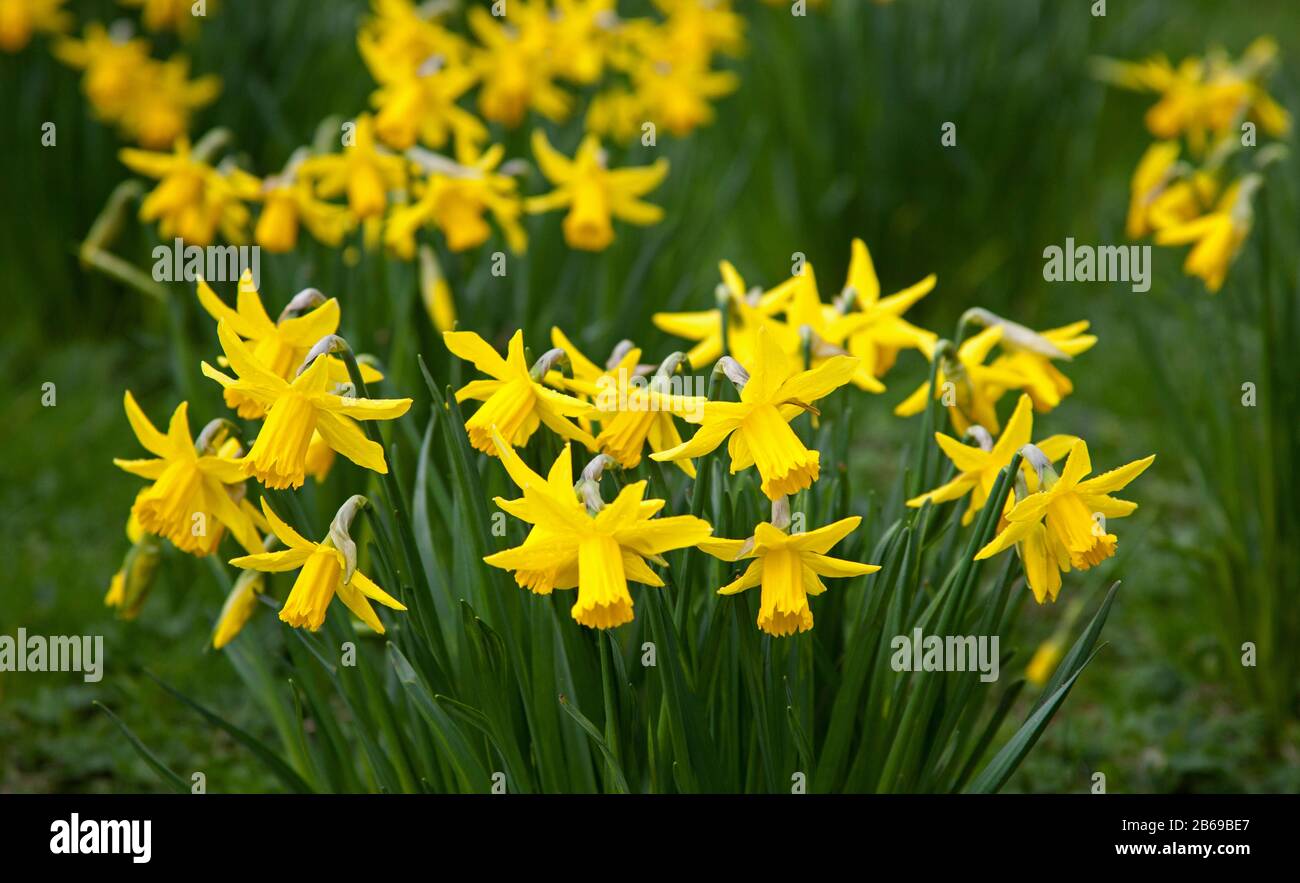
1099;37;1290;292
108;274;412;645
447;236;1154;631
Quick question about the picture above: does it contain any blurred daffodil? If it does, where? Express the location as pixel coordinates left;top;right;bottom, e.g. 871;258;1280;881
385;142;527;256
53;23;152;120
467;2;571;127
0;0;71;53
1155;175;1258;293
299;113;408;221
230;152;354;253
526;130;668;251
119;137;247;245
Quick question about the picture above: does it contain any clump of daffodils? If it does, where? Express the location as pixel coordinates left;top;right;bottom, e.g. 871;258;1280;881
108;277;413;645
55;22;219;148
1097;37;1290;293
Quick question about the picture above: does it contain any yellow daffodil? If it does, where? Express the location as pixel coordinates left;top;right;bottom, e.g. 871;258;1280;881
197;272;383;419
631;56;738;136
467;2;571;127
1126;141;1182;238
443;328;597;455
1025;637;1063;686
986;320;1096;413
701;504;878;636
105;516;161;619
53;23;152;120
385;142;527;257
202;321;412;489
120;137;247;245
230;157;354;253
364;46;486;151
1155;175;1257;293
484;430;713;628
114;391;264;556
1099;38;1290;153
231;497;407;633
653;326;858;499
211;567;264;648
298;114;408;221
976;440;1155;602
418;244;456;333
550;0;618;85
0;0;70;53
838;238;937;386
585;86;646;142
649;0;745;64
894;326;1026;435
652;259;798;369
358;0;470;76
526;130;669;251
907;394;1077;524
117;56;220;149
555;331;705;476
120;0;208;36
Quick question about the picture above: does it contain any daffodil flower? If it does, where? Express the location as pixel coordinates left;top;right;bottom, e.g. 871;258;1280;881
467;3;572;127
0;0;71;53
526;130;668;252
229;154;354;253
975;440;1155;602
114;391;264;556
116;56;221;150
907;394;1078;524
298;113;408;221
484;429;713;629
894;327;1027;435
105;516;161;619
836;238;937;388
202;322;413;489
231;497;406;633
985;321;1097;412
700;502;879;637
652;260;798;369
385;142;527;256
555;333;705;476
119;137;246;245
197;272;383;419
211;567;264;649
444;328;597;455
53;23;152;120
365;49;487;151
1155;175;1257;293
652;326;859;499
120;0;205;36
631;56;738;136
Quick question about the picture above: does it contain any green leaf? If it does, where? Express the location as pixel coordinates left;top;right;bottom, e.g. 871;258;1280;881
143;670;315;793
964;646;1103;794
559;694;631;794
94;701;189;794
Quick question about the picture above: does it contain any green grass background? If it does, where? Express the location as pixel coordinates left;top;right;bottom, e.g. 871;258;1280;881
2;0;1297;792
